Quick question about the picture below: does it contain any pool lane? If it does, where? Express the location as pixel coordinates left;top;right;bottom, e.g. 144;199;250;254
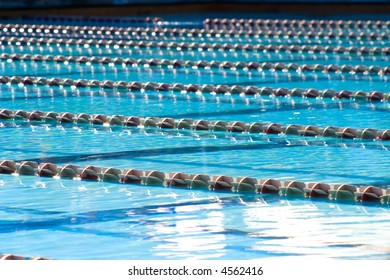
0;173;388;260
0;61;388;93
1;86;389;130
0;123;389;185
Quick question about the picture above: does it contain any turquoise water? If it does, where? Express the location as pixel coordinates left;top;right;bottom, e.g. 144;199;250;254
1;86;389;129
0;174;389;260
0;16;389;260
0;124;389;185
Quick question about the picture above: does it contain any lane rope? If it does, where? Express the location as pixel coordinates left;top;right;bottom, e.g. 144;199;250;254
1;36;388;57
0;52;388;76
0;159;389;205
1;108;389;141
1;75;388;102
0;23;389;43
203;18;390;33
0;254;49;260
203;18;390;29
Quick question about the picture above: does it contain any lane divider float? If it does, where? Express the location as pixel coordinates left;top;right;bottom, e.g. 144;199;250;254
0;15;162;25
0;52;388;76
0;75;388;103
1;108;389;141
203;18;390;34
0;159;389;205
0;254;49;260
0;23;388;42
203;18;390;31
1;36;388;57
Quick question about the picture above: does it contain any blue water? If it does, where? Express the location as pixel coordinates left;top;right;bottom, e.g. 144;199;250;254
1;87;389;129
0;174;389;260
0;123;388;185
0;15;389;260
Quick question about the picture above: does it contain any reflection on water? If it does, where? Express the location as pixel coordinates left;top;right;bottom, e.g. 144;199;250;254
0;175;388;260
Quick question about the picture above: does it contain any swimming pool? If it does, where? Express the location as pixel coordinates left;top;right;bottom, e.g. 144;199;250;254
0;15;389;260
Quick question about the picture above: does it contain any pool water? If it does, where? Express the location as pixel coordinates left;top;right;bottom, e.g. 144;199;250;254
0;15;389;260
